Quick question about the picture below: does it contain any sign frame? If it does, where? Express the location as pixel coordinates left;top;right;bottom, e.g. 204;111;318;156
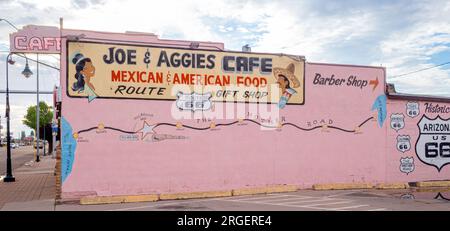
65;40;306;105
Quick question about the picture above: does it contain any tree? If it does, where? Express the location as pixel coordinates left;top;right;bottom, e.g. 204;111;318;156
23;101;54;133
23;102;55;154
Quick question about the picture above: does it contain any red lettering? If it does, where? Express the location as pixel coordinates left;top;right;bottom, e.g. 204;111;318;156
172;73;180;84
181;73;190;84
155;72;163;83
111;70;121;82
121;71;127;81
127;71;136;82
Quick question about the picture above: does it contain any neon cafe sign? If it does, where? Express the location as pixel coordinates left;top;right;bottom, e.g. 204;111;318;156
9;25;61;54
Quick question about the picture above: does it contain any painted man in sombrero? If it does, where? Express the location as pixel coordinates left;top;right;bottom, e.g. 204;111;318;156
273;63;300;109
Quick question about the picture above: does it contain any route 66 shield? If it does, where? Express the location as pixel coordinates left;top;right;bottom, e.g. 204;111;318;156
390;113;405;132
176;92;212;112
415;115;450;172
396;135;411;153
406;102;420;118
400;157;415;175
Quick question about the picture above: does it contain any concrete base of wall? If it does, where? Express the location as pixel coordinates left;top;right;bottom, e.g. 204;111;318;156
415;180;450;188
312;183;374;190
77;181;450;205
80;194;159;205
160;190;232;200
78;185;299;205
232;185;298;196
375;183;410;189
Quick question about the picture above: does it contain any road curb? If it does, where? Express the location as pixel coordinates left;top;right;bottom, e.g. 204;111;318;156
375;183;409;189
160;190;232;200
78;185;299;205
415;187;450;192
415;180;450;188
232;185;298;196
312;183;374;190
80;194;159;205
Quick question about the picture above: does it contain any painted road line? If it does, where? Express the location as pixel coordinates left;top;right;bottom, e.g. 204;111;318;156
223;198;369;211
230;199;341;211
368;208;387;211
261;197;317;203
306;200;354;207
219;194;289;201
107;198;223;211
325;190;362;198
237;195;313;202
223;197;364;211
227;195;292;201
278;198;340;205
331;204;370;210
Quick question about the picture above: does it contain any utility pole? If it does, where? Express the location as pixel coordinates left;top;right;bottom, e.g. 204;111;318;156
0;116;2;146
36;54;40;162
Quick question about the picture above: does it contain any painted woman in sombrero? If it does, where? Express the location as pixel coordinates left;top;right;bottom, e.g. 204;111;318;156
273;63;300;109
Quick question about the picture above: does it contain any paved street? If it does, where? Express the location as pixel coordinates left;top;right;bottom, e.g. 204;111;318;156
0;146;37;175
52;188;450;211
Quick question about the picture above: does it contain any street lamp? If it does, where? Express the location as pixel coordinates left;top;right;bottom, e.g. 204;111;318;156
3;54;35;182
22;59;33;78
21;57;36;157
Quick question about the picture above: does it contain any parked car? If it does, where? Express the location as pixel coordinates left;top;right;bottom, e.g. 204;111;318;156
10;143;18;149
33;140;48;149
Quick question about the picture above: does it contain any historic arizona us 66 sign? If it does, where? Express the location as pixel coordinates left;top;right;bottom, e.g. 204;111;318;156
415;115;450;172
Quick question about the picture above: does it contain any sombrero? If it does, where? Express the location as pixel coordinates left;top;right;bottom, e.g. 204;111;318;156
273;63;300;88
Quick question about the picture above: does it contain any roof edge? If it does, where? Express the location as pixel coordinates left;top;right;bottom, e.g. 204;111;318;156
387;92;450;103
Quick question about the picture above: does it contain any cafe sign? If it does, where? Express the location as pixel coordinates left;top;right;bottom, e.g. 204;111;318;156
67;41;305;107
9;25;61;54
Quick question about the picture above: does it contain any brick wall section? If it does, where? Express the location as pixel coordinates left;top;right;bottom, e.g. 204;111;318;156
55;145;62;200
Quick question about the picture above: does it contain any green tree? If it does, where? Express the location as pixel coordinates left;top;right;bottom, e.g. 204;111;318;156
23;101;54;133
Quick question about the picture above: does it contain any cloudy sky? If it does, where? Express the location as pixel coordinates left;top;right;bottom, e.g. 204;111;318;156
0;0;449;138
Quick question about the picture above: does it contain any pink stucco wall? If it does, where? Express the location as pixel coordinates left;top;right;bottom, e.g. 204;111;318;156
59;29;449;199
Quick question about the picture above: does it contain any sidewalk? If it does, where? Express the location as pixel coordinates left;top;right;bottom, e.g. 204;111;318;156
0;155;56;211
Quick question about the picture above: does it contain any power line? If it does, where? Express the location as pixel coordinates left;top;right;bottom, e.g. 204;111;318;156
390;61;450;78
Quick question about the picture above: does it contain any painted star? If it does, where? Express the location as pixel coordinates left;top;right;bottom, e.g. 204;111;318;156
137;121;156;140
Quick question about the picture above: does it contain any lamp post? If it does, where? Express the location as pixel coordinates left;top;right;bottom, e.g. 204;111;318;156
21;57;39;162
35;55;40;162
4;53;15;182
3;53;34;182
2;18;17;182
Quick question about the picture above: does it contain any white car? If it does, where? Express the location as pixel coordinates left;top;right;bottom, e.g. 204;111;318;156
10;143;18;149
33;140;48;149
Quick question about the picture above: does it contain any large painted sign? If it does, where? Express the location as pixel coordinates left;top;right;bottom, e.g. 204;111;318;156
387;100;450;181
67;41;305;107
415;115;450;172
